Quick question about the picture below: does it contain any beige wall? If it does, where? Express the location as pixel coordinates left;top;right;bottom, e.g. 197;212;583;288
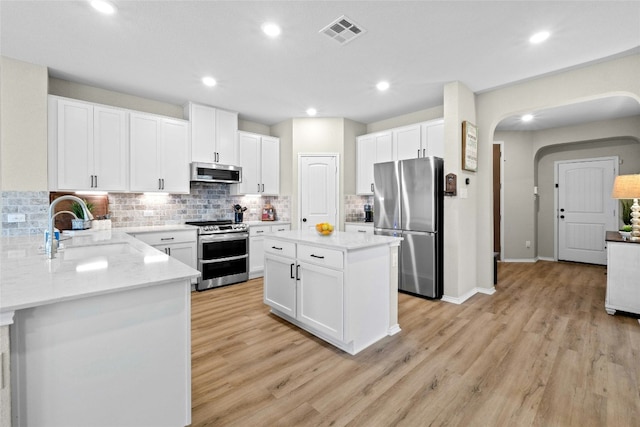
270;119;293;197
495;114;640;261
0;57;48;191
366;105;444;133
477;53;640;287
343;119;366;195
239;119;270;135
49;77;183;119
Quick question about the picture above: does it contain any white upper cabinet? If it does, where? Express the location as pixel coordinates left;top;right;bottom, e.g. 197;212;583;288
130;112;189;193
356;119;444;195
356;131;392;195
50;97;128;191
184;102;238;165
234;131;280;195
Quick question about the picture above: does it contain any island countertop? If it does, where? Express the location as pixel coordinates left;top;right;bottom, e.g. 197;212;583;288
265;229;401;250
0;230;201;316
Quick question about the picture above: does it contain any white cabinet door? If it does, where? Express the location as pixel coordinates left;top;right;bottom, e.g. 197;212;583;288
57;99;93;190
249;235;266;276
130;113;188;193
264;254;297;317
93;106;128;191
356;135;376;195
261;136;280;195
375;132;393;163
394;124;422;161
160;118;189;193
237;132;261;194
156;242;197;269
297;262;344;341
422;120;444;158
130;113;161;192
215;109;238;165
189;103;216;163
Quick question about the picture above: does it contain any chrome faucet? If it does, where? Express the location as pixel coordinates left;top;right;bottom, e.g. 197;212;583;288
46;195;94;259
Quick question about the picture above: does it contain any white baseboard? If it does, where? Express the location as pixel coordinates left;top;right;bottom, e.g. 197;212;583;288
442;286;496;305
503;258;537;263
536;256;555;262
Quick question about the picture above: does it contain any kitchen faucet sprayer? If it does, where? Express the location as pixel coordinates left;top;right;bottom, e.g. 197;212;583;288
46;195;94;259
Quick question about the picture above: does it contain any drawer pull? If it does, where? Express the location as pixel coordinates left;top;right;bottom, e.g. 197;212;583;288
296;264;300;280
310;254;325;259
358;230;367;233
290;263;295;279
160;237;175;241
256;230;264;234
272;246;283;250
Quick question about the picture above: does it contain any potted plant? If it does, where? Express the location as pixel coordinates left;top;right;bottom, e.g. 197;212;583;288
71;200;94;229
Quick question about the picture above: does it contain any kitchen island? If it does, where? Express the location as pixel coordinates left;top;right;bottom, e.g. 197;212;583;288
0;230;200;427
263;229;402;355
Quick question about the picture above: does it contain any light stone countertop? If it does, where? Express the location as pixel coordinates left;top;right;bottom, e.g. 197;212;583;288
118;224;199;234
265;229;401;251
344;221;374;225
244;220;291;226
0;230;200;316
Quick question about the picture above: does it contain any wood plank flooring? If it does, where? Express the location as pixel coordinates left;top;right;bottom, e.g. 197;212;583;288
190;261;640;426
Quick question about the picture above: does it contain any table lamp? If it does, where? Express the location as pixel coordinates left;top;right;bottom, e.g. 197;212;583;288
611;174;640;242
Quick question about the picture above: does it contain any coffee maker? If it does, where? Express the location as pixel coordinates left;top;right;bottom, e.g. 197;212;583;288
364;204;373;222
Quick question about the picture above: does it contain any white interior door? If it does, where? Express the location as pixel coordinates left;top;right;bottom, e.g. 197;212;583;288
299;155;338;230
557;158;617;265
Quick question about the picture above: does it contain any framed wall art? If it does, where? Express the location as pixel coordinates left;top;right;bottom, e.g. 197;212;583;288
462;121;478;172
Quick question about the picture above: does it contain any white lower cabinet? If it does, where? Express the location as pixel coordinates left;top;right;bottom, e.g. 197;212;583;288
131;229;197;276
264;240;345;341
249;223;291;278
605;239;640;315
344;223;374;234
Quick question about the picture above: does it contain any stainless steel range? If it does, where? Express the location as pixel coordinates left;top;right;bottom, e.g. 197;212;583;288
185;220;249;291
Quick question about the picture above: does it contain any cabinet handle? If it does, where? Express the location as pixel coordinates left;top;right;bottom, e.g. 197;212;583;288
159;178;162;190
257;183;260;192
90;175;94;188
371;183;374;192
271;246;282;250
162;179;165;190
310;254;325;259
417;149;420;158
358;230;367;233
262;183;265;192
423;148;426;157
167;247;171;256
276;228;285;232
296;264;300;280
290;263;295;279
256;230;264;234
160;237;175;241
94;175;98;188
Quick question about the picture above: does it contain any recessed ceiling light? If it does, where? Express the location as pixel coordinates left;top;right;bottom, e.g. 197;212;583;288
376;81;390;91
306;108;317;116
262;22;281;38
202;76;217;87
529;31;550;44
521;114;534;122
90;0;117;15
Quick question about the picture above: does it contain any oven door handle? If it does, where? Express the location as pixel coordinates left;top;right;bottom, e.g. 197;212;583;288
199;254;248;264
199;232;249;243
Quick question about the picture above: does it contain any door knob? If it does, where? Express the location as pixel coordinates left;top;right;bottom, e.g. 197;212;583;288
560;215;565;219
302;218;307;222
560;208;565;212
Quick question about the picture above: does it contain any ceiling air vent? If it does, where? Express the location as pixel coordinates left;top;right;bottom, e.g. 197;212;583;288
320;15;366;45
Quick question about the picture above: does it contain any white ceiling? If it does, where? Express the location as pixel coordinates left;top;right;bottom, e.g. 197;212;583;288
1;1;639;127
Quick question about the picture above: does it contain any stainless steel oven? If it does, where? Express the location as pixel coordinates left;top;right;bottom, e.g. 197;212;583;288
186;220;249;291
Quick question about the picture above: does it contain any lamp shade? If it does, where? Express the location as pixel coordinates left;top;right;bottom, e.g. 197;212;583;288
611;174;640;199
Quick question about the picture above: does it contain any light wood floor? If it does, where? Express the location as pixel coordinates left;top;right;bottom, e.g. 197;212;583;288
190;261;640;426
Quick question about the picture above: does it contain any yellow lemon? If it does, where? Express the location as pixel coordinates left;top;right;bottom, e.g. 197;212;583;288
322;224;329;231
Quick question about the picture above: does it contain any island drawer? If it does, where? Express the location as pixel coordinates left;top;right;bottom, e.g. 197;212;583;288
264;238;296;258
297;244;343;269
133;230;197;246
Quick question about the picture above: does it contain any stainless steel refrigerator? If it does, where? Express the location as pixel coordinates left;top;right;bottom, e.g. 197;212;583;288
374;157;444;299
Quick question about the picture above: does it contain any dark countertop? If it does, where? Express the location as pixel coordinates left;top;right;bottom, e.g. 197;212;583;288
606;230;640;244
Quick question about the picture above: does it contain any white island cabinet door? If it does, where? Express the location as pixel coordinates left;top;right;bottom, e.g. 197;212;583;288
297;262;344;341
264;254;297;317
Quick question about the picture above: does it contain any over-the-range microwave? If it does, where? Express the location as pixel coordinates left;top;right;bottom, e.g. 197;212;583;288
190;162;242;184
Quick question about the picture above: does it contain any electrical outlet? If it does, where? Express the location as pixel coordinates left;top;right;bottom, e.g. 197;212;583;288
143;210;154;217
7;213;26;223
526;240;531;248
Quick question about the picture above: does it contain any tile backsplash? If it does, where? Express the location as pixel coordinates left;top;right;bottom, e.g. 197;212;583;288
1;185;290;236
345;195;373;222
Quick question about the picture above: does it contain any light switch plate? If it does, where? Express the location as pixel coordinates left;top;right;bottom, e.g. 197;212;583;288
7;213;26;223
